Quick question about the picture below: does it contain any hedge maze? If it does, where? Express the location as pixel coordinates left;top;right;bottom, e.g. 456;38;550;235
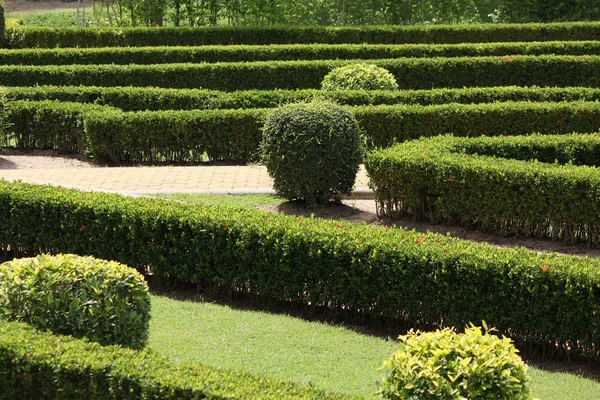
2;20;600;397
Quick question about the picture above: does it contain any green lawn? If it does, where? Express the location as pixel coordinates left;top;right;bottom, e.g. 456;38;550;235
155;193;284;208
6;9;81;28
149;295;600;400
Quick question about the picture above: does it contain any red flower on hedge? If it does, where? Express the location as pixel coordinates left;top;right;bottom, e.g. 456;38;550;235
417;237;425;245
541;265;550;272
80;225;87;232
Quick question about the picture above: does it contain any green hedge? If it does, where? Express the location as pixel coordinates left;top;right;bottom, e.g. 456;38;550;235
2;55;600;91
5;22;600;48
0;0;4;49
3;100;116;154
7;100;600;164
9;85;600;112
1;181;600;360
366;133;600;245
0;321;352;399
4;41;600;65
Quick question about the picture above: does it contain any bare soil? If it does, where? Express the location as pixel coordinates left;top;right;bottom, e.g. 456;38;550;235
5;0;79;13
0;148;96;169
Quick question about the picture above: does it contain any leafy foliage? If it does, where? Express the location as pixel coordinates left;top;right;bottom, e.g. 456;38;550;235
0;320;354;399
9;84;600;112
1;181;600;360
366;133;600;245
321;64;398;91
0;253;151;349
379;325;531;400
5;41;600;66
4;55;600;91
261;100;362;205
8;99;600;164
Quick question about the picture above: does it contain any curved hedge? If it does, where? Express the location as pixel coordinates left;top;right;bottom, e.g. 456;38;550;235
1;181;600;360
1;55;600;91
8;100;600;164
0;321;352;399
8;85;600;112
5;22;600;48
366;133;600;245
3;41;600;65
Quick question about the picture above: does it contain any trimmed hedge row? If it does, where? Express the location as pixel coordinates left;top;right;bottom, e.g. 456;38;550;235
365;133;600;245
9;85;600;112
0;321;352;399
3;101;117;154
4;41;600;65
1;55;600;91
5;22;600;48
7;100;600;164
1;181;600;359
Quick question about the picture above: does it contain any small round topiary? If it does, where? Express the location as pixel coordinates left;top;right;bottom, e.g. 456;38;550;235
321;63;399;91
0;253;151;349
379;325;531;400
261;100;362;205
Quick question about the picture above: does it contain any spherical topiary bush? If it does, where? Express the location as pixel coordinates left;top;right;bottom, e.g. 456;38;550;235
379;325;532;400
321;63;399;91
261;100;362;205
0;253;151;349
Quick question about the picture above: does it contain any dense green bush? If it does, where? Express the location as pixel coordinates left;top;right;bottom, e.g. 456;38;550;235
6;22;600;49
321;64;398;91
0;253;151;349
379;325;531;400
0;321;353;399
2;55;600;91
4;41;600;66
366;133;600;245
1;181;600;360
9;85;600;112
0;0;4;49
261;100;362;205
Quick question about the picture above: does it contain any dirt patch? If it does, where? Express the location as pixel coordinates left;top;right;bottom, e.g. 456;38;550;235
0;148;96;169
5;0;79;13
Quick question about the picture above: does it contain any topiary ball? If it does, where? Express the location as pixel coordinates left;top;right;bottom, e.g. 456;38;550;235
321;63;399;91
379;325;532;400
0;253;151;349
261;100;362;205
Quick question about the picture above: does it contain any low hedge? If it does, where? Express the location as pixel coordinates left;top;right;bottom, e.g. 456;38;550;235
3;41;600;65
5;22;600;49
1;181;600;360
366;133;600;245
7;100;600;164
0;320;352;399
1;55;600;91
8;85;600;112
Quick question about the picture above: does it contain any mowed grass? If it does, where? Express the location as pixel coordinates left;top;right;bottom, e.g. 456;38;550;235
155;193;284;208
149;295;600;400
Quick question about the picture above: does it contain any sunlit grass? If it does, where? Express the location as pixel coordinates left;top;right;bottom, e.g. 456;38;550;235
149;295;600;400
6;9;81;28
155;193;284;208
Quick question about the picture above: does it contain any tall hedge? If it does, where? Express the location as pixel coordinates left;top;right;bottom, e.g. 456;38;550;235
0;0;4;49
1;181;600;360
6;22;600;48
7;100;600;164
1;55;599;91
3;41;600;65
0;321;353;399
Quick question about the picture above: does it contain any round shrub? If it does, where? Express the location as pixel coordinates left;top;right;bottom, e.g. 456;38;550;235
379;325;531;400
0;253;151;349
260;100;362;205
321;63;399;91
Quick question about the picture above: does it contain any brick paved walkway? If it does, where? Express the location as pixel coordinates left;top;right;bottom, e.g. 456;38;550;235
0;165;373;197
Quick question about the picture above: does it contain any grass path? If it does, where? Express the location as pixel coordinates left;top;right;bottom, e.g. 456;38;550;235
148;295;600;400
